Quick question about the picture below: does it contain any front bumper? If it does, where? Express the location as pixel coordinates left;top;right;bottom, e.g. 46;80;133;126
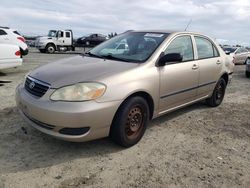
16;84;121;142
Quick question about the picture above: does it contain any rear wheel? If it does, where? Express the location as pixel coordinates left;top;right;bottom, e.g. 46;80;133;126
110;97;149;147
206;78;226;107
46;44;55;54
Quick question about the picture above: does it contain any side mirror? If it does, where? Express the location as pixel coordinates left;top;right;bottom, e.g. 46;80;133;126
157;53;183;66
225;51;231;55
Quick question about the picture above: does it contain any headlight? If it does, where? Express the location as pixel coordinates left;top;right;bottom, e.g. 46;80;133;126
50;82;106;101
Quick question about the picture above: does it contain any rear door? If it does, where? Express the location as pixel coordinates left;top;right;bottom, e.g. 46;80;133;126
159;35;199;112
64;31;72;45
193;36;222;98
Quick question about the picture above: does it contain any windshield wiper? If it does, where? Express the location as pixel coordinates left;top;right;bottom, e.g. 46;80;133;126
84;51;103;58
101;54;131;62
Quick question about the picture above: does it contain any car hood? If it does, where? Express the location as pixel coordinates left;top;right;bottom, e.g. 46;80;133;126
37;36;54;41
29;55;139;88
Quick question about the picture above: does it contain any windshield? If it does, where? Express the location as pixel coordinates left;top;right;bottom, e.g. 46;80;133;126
88;32;169;62
223;47;237;53
48;30;57;37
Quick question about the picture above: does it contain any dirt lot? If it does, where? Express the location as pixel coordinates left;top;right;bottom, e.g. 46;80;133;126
0;48;249;188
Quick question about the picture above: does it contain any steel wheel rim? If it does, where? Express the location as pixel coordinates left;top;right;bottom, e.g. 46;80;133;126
125;106;144;140
215;81;224;103
48;47;54;53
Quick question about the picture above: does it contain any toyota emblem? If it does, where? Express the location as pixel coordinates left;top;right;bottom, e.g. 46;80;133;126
29;81;35;89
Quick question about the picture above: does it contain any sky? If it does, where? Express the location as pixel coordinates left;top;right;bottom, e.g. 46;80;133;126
1;0;250;46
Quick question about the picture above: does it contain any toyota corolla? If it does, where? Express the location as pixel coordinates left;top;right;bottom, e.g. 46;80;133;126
16;30;232;147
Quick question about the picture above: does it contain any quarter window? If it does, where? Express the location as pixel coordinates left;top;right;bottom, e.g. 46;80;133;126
0;29;7;35
164;36;194;61
195;37;218;59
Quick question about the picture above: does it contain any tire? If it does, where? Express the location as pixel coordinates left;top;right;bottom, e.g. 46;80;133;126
244;58;250;65
39;49;46;53
110;97;149;147
46;44;55;54
246;71;250;78
206;78;226;107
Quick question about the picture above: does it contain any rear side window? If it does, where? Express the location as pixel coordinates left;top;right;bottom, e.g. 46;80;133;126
164;35;194;62
195;37;219;59
13;31;21;35
0;29;7;35
66;32;70;38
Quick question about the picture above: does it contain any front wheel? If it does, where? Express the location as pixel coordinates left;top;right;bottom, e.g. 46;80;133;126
206;78;226;107
46;44;55;54
110;97;149;147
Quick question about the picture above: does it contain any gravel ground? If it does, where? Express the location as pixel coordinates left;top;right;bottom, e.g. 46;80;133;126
0;48;249;188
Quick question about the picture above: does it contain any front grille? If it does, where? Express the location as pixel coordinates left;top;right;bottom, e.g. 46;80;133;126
25;76;50;97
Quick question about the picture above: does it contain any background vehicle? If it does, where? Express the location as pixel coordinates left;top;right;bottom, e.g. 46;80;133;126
0;27;28;56
76;34;107;47
0;44;22;69
223;46;250;64
16;31;232;147
35;30;75;53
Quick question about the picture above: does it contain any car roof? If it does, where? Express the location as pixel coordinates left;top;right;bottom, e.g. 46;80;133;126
130;30;208;36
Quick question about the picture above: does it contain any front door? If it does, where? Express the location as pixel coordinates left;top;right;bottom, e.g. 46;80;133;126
159;35;199;113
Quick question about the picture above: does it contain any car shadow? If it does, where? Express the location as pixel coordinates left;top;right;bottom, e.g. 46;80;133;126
0;102;208;174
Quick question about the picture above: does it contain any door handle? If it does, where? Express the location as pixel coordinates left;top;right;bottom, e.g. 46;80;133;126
216;60;221;65
192;64;199;70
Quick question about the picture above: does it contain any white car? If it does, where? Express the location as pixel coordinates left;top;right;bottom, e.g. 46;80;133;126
0;27;28;56
0;44;22;69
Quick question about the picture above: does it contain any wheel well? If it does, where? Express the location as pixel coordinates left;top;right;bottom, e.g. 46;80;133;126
221;73;229;85
125;91;154;120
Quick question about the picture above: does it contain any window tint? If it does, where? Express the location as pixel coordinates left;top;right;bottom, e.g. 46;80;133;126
195;37;214;59
164;35;194;61
213;46;219;57
56;31;64;38
241;48;248;53
13;31;21;35
235;48;242;54
66;32;70;38
0;29;7;35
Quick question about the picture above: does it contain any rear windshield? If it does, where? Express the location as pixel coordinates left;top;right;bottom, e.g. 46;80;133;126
223;47;236;53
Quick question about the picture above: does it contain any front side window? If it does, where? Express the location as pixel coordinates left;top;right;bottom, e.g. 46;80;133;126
0;29;7;35
164;35;194;61
89;32;169;62
195;37;216;59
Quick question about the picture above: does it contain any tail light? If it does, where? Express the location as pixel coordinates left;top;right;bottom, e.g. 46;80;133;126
15;50;21;56
17;37;25;43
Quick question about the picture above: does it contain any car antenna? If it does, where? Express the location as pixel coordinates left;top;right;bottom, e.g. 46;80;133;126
184;19;192;31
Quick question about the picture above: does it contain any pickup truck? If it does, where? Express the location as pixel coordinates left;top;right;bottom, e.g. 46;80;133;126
35;30;75;53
